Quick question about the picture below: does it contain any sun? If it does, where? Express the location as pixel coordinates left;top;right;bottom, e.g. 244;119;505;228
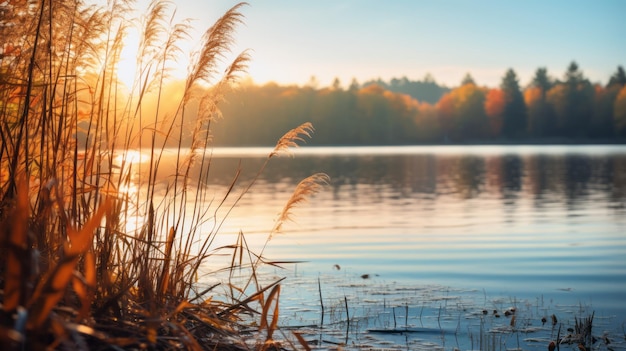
116;27;141;90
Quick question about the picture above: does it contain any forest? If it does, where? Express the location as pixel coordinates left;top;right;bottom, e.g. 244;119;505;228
208;63;626;146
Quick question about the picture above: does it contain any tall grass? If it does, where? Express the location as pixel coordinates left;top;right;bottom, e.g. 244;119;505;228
0;1;325;349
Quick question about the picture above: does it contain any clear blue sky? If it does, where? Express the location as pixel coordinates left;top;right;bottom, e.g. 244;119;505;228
143;0;626;88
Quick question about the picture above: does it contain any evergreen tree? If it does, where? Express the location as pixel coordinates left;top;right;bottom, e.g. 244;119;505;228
349;78;360;92
527;67;556;137
363;76;448;104
461;73;476;86
592;84;619;137
607;66;626;88
560;61;594;136
592;66;626;137
500;69;527;137
532;67;553;92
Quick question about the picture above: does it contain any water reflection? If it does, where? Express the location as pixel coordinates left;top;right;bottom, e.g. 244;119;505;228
176;147;626;215
123;145;626;323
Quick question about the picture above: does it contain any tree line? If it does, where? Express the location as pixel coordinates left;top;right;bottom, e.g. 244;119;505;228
209;62;626;146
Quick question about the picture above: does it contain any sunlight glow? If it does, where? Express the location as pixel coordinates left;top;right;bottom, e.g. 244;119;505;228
117;27;140;90
114;149;150;165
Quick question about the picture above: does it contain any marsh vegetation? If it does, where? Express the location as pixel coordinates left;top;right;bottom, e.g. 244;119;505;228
2;1;625;351
0;1;327;349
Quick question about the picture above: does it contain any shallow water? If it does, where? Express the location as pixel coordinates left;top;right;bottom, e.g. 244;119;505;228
127;145;626;350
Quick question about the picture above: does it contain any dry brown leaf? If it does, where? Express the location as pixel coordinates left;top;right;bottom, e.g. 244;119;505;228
3;175;30;311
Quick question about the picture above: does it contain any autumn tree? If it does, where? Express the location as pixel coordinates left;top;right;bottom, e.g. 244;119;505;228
614;86;626;136
436;92;456;142
311;84;359;144
500;69;527;138
592;66;626;137
484;88;505;137
414;102;441;142
456;83;489;140
355;84;421;144
436;80;488;141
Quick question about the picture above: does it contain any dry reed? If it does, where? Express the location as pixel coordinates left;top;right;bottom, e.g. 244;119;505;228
0;1;324;350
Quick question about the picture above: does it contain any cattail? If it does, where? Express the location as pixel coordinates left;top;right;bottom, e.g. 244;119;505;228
548;341;556;351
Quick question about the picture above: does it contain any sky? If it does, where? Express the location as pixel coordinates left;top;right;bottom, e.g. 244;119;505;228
122;0;626;89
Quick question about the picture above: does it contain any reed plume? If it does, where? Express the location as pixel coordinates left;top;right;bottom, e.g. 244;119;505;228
0;0;324;349
274;173;330;233
185;2;248;98
270;121;315;157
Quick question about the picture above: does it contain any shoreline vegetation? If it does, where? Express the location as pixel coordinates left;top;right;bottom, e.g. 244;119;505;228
113;63;626;148
208;65;626;147
0;1;621;351
0;1;326;350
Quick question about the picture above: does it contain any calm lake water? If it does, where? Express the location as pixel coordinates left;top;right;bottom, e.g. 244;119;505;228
131;145;626;350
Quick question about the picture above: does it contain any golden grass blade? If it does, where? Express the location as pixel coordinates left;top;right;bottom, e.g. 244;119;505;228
229;231;244;270
67;199;111;255
260;284;280;341
27;199;110;328
85;249;96;292
147;319;158;345
72;249;96;320
158;226;176;297
2;175;30;312
172;300;193;316
270;122;314;158
293;331;312;351
218;278;285;317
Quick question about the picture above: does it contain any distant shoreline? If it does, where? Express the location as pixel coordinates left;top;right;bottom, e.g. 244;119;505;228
211;137;626;148
416;137;626;146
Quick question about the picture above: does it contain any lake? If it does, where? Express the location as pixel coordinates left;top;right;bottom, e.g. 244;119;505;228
129;145;626;350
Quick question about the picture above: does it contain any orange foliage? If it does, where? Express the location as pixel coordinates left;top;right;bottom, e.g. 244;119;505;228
383;90;420;112
359;84;386;95
417;101;437;117
615;86;626;133
436;92;455;133
279;87;299;98
484;88;505;136
524;86;542;106
485;89;505;117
